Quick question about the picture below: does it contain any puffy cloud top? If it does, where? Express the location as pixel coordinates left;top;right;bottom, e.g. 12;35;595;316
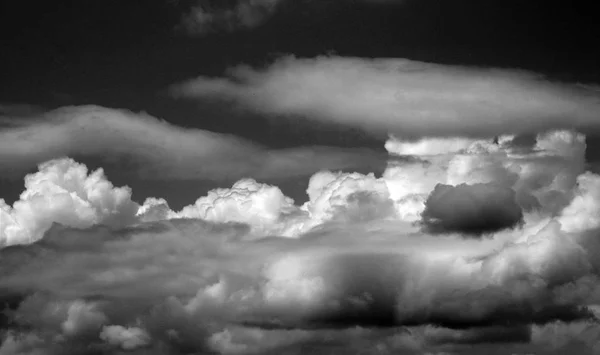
0;158;138;246
176;178;305;237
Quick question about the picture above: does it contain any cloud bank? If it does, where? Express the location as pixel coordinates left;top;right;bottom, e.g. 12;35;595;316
170;56;600;138
3;128;600;353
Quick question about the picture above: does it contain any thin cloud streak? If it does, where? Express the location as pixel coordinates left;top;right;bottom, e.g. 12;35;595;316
170;56;600;138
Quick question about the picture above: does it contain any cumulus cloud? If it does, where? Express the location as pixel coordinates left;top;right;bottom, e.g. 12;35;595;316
2;126;582;247
558;172;600;233
421;183;524;236
99;325;151;350
2;209;599;353
170;56;600;138
0;158;139;246
175;178;306;237
3;128;600;353
0;105;387;180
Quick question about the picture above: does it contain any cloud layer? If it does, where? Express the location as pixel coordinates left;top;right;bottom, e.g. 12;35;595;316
0;105;387;181
3;128;600;353
170;56;600;138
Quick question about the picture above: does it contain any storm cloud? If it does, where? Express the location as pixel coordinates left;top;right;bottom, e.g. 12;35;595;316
421;183;524;236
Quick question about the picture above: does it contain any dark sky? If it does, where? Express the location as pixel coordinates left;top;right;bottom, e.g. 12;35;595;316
1;0;599;207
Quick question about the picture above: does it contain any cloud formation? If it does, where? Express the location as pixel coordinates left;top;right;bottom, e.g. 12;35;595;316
180;0;282;36
0;105;387;180
0;158;139;246
178;0;409;36
170;56;600;138
3;129;600;354
99;325;151;351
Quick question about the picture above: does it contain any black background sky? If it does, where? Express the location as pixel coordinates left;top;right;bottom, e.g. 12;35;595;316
1;0;599;208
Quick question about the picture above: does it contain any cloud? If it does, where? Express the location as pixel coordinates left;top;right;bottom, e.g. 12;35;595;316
424;325;532;345
0;207;598;354
420;183;524;236
3;129;600;353
174;178;306;237
177;0;410;36
0;105;388;180
170;56;600;138
180;0;283;36
2;128;586;247
0;158;139;246
61;300;108;337
302;170;396;225
558;172;600;233
99;325;151;350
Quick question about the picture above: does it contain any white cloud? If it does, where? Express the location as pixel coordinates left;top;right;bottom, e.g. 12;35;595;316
385;136;476;156
170;56;600;138
0;158;139;246
558;172;600;233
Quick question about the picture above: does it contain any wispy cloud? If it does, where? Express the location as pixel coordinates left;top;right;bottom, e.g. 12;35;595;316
177;0;411;36
179;0;283;36
170;56;600;138
0;105;387;180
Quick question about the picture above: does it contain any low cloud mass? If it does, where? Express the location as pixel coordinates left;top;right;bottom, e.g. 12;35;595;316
3;126;600;354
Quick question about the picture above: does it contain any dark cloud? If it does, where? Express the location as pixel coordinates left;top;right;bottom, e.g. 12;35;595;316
421;183;524;236
0;215;599;354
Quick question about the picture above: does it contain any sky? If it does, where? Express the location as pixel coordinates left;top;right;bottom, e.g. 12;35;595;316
1;0;600;354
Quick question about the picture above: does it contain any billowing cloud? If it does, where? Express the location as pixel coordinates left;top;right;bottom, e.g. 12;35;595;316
0;105;388;180
170;56;600;138
421;183;524;236
175;178;306;237
0;158;139;246
99;325;151;350
3;129;600;353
